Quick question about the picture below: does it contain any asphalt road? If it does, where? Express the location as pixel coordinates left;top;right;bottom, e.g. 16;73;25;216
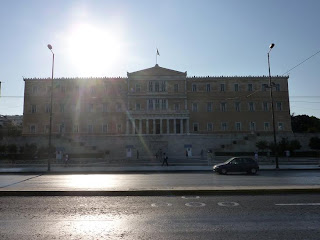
0;170;319;192
0;194;319;239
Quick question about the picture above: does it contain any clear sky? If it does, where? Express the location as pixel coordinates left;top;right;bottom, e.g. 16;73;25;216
0;0;319;117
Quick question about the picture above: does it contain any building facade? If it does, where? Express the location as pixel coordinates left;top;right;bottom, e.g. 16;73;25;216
22;65;291;157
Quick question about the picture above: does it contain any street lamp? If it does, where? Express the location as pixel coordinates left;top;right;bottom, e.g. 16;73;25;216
267;43;279;169
47;44;54;171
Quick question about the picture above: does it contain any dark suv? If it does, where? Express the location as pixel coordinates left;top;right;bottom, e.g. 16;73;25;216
213;157;259;175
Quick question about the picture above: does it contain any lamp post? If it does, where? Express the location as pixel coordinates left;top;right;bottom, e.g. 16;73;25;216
267;43;279;169
47;44;54;172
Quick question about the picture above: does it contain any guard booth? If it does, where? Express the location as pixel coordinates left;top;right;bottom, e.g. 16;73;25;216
184;144;192;157
126;145;134;158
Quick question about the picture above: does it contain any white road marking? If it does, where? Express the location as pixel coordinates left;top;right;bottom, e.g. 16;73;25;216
275;203;320;206
151;203;172;207
217;202;240;207
185;202;206;207
181;196;200;199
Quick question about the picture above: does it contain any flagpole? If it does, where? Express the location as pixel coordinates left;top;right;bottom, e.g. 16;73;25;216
156;49;157;65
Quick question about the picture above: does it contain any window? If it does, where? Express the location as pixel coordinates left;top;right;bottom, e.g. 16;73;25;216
117;124;122;133
192;84;197;92
103;103;108;112
248;84;253;91
59;123;65;133
161;99;167;110
263;102;269;111
207;102;213;112
102;124;108;133
59;104;65;113
149;82;153;92
234;84;239;92
249;102;255;112
88;124;93;133
174;84;179;93
135;84;141;92
161;81;166;92
206;84;211;92
207;122;213;132
148;99;153;110
235;122;241;131
220;84;225;92
31;104;37;113
262;84;268;91
278;122;284;131
61;85;66;93
275;84;280;91
276;102;282;111
45;104;51;113
116;103;122;112
193;123;199;132
155;99;160;110
235;102;240;112
136;103;141;111
220;102;226;112
192;103;198;112
264;122;270;131
73;125;79;133
30;125;36;133
249;122;256;131
45;125;49;133
32;86;37;94
221;122;227;131
88;104;94;112
174;103;180;110
155;82;160;92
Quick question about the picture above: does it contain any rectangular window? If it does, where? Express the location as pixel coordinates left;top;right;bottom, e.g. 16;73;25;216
248;84;253;91
59;104;65;113
148;99;153;110
276;102;282;111
221;122;227;131
88;124;93;133
264;122;270;131
220;102;226;112
103;103;108;112
249;102;255;112
73;125;79;133
235;122;241;131
263;102;269;111
30;125;36;133
45;104;51;113
161;99;167;110
59;123;65;133
102;124;108;133
206;84;211;92
278;122;284;130
249;122;256;131
235;102;240;112
262;84;268;91
136;103;141;111
155;82;160;92
161;81;166;92
220;84;225;92
117;124;122;133
192;103;198;112
149;82;153;92
193;123;199;132
116;103;121;112
234;84;239;92
135;83;141;92
31;105;37;113
45;125;49;133
207;122;213;132
275;84;280;91
174;84;179;92
207;102;213;112
89;104;94;112
174;103;180;111
32;86;37;94
192;84;197;92
155;99;160;110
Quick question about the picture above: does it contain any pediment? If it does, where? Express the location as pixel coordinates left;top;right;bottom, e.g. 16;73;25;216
128;64;186;77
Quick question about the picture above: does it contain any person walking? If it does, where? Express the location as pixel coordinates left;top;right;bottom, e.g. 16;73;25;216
162;153;169;166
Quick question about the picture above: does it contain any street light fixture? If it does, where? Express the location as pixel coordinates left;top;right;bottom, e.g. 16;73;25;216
47;44;54;171
267;43;279;169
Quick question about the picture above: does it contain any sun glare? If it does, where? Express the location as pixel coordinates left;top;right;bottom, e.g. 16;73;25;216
65;23;125;76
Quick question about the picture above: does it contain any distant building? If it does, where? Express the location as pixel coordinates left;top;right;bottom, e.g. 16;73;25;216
22;65;292;157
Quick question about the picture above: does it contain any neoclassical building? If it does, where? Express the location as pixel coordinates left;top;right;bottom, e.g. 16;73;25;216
22;65;292;157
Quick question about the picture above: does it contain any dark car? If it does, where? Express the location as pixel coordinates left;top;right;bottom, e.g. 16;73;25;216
213;157;259;175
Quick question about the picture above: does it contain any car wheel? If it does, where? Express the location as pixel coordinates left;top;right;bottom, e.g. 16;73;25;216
250;168;257;174
221;168;227;175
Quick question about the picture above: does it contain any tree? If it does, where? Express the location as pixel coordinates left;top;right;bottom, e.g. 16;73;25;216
291;114;320;133
7;144;17;154
289;140;301;154
256;141;268;153
309;137;320;150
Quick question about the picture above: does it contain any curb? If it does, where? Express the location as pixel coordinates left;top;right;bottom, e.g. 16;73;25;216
1;188;320;196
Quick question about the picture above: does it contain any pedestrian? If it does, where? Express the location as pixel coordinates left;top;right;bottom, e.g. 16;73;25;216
64;154;69;167
254;152;258;161
162;153;169;166
186;150;188;159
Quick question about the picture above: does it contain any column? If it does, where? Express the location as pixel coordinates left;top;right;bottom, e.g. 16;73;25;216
167;119;169;134
153;119;156;134
139;119;142;134
174;119;176;134
180;119;183;134
160;119;163;134
146;119;149;134
186;119;190;134
126;120;129;134
132;119;136;134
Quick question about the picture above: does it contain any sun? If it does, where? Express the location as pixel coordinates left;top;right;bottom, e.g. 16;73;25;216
65;23;125;76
